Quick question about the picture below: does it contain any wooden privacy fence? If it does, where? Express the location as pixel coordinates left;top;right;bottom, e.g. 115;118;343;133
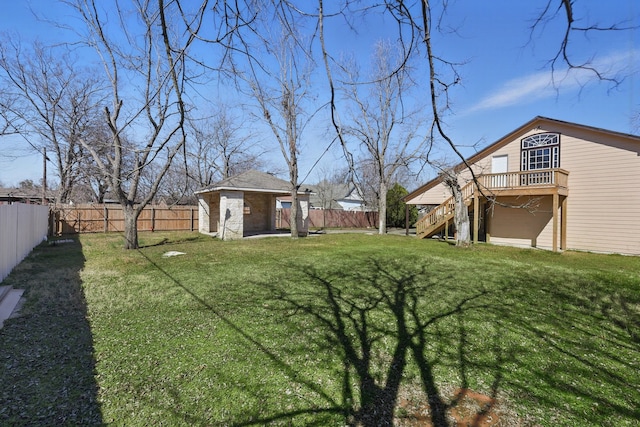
53;204;199;235
54;205;376;235
0;203;49;282
278;208;377;229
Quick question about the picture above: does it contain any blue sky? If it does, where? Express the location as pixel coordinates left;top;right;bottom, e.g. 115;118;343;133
414;0;638;163
0;0;638;188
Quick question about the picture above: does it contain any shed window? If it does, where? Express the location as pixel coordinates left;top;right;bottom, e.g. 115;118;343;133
243;203;251;215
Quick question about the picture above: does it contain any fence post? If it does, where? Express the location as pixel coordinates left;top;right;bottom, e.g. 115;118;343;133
77;209;81;233
151;207;155;232
51;208;56;236
190;207;195;231
104;205;108;233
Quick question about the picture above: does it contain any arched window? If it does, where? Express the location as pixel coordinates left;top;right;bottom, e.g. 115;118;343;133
521;133;560;171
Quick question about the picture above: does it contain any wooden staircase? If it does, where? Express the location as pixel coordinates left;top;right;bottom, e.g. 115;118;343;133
0;285;24;329
415;181;476;239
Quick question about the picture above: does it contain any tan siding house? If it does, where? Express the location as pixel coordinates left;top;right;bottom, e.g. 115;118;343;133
405;117;640;255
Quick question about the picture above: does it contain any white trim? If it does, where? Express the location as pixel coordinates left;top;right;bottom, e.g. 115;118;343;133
195;187;310;195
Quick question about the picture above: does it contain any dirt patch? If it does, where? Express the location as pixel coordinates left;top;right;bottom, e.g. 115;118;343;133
395;387;521;427
448;388;499;426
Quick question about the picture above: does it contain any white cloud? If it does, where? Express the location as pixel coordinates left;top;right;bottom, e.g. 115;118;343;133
465;49;638;114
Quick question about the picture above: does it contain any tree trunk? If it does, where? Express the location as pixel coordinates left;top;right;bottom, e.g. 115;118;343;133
58;184;72;205
453;186;470;247
378;182;387;234
96;181;108;204
122;204;140;249
289;139;300;238
441;169;470;247
290;188;299;238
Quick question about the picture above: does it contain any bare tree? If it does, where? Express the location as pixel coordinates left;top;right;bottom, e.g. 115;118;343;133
313;166;346;209
341;40;430;234
62;0;199;249
316;0;636;246
0;94;20;136
311;166;347;228
415;0;637;243
531;0;637;84
187;106;265;187
347;158;382;211
0;38;105;203
237;5;316;238
134;153;195;206
70;121;118;203
439;167;470;246
632;110;640;135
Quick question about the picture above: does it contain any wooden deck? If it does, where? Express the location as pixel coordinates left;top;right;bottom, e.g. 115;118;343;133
415;169;569;250
475;169;569;197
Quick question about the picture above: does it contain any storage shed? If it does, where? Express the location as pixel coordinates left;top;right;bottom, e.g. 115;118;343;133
195;170;310;240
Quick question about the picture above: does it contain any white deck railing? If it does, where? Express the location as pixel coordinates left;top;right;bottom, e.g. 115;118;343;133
415;169;569;238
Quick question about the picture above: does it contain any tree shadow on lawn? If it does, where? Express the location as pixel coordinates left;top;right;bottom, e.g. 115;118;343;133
0;239;102;426
269;258;509;427
490;273;640;424
141;251;519;426
137;251;348;425
268;258;640;426
138;249;640;426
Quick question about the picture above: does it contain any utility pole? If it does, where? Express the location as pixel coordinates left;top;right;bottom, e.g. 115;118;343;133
42;147;47;205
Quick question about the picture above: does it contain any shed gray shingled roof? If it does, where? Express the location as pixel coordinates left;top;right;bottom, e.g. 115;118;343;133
195;169;296;194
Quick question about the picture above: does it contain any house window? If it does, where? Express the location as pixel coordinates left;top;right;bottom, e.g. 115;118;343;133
520;133;560;184
521;133;559;170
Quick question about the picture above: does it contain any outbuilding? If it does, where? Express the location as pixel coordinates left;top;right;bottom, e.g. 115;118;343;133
195;170;310;240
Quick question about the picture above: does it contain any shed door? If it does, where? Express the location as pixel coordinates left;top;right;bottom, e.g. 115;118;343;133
491;155;508;187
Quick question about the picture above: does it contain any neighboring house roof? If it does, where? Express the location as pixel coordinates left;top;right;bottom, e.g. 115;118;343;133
0;187;53;204
195;170;309;195
403;116;640;202
306;183;367;210
340;184;365;202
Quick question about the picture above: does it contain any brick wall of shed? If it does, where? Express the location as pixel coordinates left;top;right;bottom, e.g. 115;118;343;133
220;191;243;240
244;193;273;232
208;194;220;233
198;193;220;233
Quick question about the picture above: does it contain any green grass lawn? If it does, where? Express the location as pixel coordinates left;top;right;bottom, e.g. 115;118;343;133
1;232;639;426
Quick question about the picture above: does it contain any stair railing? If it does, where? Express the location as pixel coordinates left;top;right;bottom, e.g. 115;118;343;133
415;181;475;238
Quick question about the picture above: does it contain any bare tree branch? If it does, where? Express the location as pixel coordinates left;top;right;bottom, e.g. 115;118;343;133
64;0;198;248
0;37;106;202
531;0;637;85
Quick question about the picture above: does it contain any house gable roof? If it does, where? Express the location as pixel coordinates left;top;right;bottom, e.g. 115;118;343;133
403;116;640;202
195;169;303;195
304;182;366;209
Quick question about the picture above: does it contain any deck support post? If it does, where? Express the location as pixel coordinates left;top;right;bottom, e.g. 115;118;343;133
473;194;479;244
561;196;567;250
552;192;559;252
485;203;491;243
